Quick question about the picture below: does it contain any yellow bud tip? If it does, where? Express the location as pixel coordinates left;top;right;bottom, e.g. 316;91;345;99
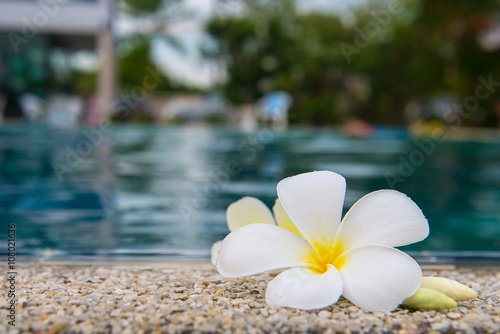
421;277;478;302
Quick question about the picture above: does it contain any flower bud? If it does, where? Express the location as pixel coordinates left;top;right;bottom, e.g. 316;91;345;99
402;288;457;310
421;277;477;301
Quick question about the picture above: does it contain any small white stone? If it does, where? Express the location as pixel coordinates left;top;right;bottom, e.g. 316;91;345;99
318;310;330;319
110;309;121;317
447;312;461;319
123;294;138;302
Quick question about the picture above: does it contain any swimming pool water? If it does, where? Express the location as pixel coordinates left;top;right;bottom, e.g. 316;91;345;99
1;124;499;263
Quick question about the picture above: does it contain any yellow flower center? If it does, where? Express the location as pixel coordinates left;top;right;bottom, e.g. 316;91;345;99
305;241;346;274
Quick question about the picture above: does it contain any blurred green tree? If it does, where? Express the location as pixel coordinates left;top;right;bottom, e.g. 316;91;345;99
205;1;363;125
408;0;500;127
348;0;500;126
116;0;192;93
205;0;500;127
205;0;299;103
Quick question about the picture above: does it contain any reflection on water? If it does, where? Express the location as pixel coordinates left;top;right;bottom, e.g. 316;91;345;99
0;123;499;263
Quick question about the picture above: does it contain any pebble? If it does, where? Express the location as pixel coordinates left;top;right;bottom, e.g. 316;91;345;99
447;311;462;319
2;264;498;333
122;294;138;302
318;310;330;319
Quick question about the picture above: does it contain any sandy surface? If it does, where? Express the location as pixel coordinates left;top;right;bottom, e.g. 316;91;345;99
1;263;499;334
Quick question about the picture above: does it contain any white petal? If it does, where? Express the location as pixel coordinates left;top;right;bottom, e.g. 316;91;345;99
339;245;422;312
266;265;343;310
272;198;303;237
211;240;223;265
277;171;346;245
216;224;313;278
226;197;276;231
336;190;429;250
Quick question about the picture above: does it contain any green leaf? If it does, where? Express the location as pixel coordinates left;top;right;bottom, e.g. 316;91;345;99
402;288;457;310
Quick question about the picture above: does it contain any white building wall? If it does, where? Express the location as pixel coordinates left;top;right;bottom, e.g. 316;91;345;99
0;0;112;34
0;0;115;120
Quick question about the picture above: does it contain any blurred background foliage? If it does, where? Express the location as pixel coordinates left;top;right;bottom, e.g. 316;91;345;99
204;0;500;126
115;0;187;92
76;0;500;127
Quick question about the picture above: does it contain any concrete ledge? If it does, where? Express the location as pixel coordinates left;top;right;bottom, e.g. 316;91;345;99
2;264;499;333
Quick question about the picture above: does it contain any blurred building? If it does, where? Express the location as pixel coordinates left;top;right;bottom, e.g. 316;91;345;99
0;0;115;123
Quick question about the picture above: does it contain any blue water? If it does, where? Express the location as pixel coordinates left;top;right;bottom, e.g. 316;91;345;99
1;123;499;263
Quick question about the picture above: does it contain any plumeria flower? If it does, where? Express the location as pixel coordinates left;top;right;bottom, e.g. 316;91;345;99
216;171;430;312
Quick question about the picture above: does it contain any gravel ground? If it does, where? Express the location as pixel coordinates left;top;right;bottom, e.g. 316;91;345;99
1;263;499;334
